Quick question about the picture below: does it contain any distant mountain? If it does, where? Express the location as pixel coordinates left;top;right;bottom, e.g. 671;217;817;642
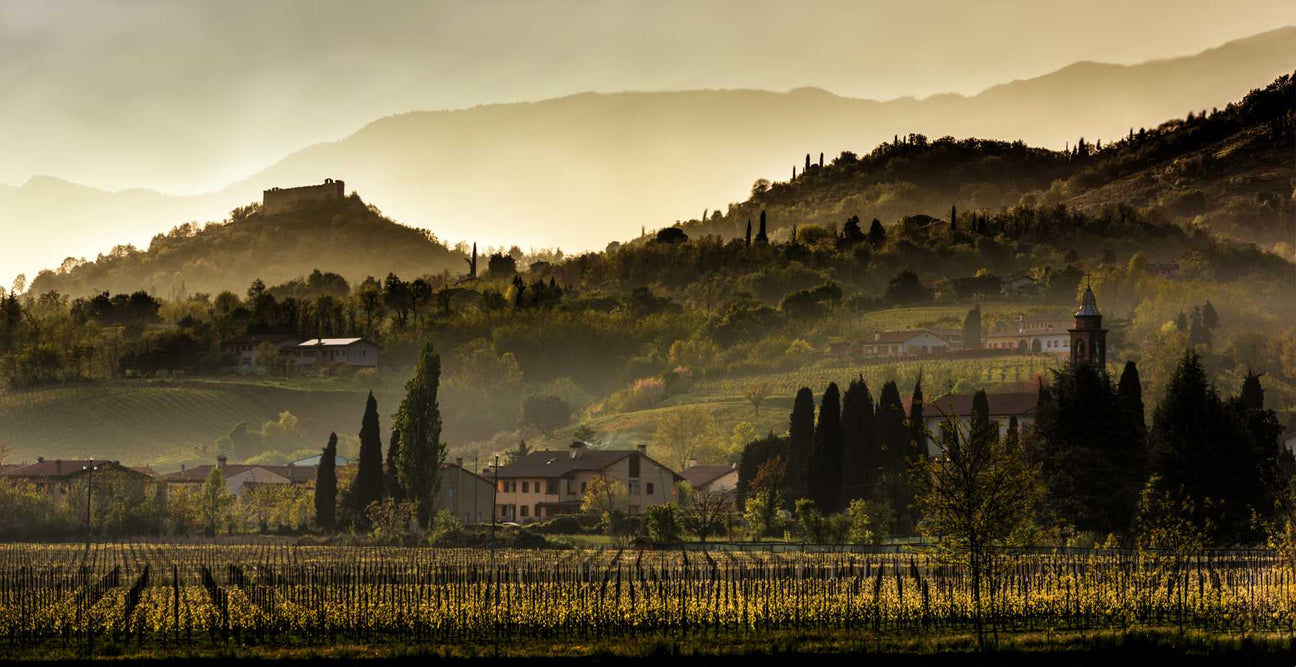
28;195;465;297
5;27;1296;283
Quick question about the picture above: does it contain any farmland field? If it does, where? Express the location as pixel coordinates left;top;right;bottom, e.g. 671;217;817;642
3;543;1295;659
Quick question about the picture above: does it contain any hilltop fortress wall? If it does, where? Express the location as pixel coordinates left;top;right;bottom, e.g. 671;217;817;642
262;179;345;215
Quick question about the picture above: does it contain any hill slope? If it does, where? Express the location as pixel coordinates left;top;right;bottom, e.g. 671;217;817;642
29;195;466;297
5;27;1296;282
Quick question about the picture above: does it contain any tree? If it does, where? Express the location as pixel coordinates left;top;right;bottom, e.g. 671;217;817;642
1146;351;1282;542
737;433;786;504
352;391;385;513
786;387;816;502
867;218;886;247
808;383;844;513
745;219;752;247
841;215;864;245
743;456;787;538
1241;369;1265;410
655;227;688;244
1201;300;1219;329
652;408;722;470
841;376;876;503
950;204;957;232
200;468;234;536
875;380;911;532
385;430;402;500
581;472;629;535
519;393;572;437
885;269;930;305
680;485;733;542
744;383;771;419
1036;361;1144;537
253;341;285;374
644;504;681;543
756;210;768;244
315;433;338;530
914;390;1041;648
394;343;445;527
962;305;982;349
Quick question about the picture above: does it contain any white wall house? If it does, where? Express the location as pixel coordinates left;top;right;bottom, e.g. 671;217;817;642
915;392;1039;456
861;330;953;357
286;338;379;369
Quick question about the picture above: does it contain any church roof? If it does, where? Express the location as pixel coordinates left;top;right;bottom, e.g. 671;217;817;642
1075;285;1101;318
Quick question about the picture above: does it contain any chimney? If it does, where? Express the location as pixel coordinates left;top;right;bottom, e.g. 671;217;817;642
569;441;585;459
455;457;464;468
687;458;698;469
217;455;227;472
637;445;647;456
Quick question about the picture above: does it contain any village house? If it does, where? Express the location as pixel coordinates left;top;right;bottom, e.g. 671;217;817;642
159;456;318;496
0;458;155;503
284;338;380;370
679;462;739;495
220;334;299;372
492;442;682;522
435;459;495;524
860;329;958;357
999;274;1043;297
984;313;1073;354
913;392;1039;456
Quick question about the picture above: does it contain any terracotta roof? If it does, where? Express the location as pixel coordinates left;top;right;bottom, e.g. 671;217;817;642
918;392;1039;419
680;465;736;488
0;459;152;480
496;447;682;480
872;330;927;344
160;463;317;484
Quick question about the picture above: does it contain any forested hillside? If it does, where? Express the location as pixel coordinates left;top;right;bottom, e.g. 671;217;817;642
27;195;465;297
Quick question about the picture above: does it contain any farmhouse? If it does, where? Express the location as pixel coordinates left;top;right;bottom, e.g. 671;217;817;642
435;459;495;525
984;313;1072;354
285;338;379;370
220;334;299;371
861;329;956;357
492;442;682;522
159;456;318;496
0;458;155;503
679;462;739;495
913;391;1039;456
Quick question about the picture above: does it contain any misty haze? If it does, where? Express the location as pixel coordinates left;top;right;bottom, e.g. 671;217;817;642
0;1;1294;664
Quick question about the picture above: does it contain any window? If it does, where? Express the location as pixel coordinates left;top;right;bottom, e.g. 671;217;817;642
546;480;558;494
520;505;529;518
534;504;541;519
628;454;641;478
522;481;529;493
646;483;655;496
448;486;456;498
567;480;575;495
580;481;588;493
629;480;640;496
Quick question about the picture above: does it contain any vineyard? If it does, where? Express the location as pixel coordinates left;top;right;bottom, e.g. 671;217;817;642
3;544;1296;656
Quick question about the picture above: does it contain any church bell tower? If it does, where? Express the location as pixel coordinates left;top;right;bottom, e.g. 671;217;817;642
1069;282;1107;367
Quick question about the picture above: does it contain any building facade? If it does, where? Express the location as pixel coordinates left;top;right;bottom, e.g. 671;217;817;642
861;330;956;357
915;392;1039;456
679;463;739;494
262;179;346;215
1069;285;1108;367
492;442;681;522
286;338;379;370
436;460;495;525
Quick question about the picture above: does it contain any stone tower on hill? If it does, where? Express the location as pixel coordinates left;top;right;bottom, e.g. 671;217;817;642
1069;282;1107;367
262;178;345;215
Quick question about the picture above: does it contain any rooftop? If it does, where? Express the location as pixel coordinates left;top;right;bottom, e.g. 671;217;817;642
296;338;365;348
160;463;317;484
495;444;681;480
680;464;736;488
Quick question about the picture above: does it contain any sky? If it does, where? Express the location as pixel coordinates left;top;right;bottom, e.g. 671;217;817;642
2;0;1295;195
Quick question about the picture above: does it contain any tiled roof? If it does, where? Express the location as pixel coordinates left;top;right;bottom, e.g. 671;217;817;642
439;462;493;486
160;464;317;484
680;465;736;488
918;392;1040;419
0;459;152;480
872;330;927;344
296;338;365;348
496;447;682;480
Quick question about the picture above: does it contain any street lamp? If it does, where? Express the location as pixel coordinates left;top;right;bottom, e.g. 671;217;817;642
82;461;99;552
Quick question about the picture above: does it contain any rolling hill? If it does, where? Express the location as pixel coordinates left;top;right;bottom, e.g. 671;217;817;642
5;27;1296;283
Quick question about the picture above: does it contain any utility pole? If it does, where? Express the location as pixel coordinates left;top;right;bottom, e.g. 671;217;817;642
82;461;98;552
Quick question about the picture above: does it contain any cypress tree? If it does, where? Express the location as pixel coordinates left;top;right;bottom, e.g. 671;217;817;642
315;433;338;531
395;342;445;527
1240;369;1264;410
818;152;824;168
841;376;876;503
970;389;992;451
962;305;981;349
385;429;403;500
867;218;886;247
737;433;788;505
950;205;957;232
875;381;910;531
787;387;816;502
1117;361;1146;444
352;391;385;513
745;219;752;247
809;383;844;513
805;153;811;172
757;210;768;244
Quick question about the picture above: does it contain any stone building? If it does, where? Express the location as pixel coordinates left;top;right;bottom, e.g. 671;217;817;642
492;442;681;522
262;179;345;215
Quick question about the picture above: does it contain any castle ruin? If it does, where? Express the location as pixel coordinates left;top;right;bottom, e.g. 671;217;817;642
262;178;345;215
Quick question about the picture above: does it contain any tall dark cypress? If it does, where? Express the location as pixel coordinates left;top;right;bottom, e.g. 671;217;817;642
1240;369;1265;410
875;380;910;530
757;210;768;244
315;433;338;531
385;429;403;501
908;374;925;463
805;153;811;172
809;383;844;513
787;387;816;503
970;389;993;452
1117;360;1146;443
841;376;876;503
353;391;385;511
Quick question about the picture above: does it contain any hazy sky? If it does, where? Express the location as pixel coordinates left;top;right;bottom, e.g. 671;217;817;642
3;0;1295;194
